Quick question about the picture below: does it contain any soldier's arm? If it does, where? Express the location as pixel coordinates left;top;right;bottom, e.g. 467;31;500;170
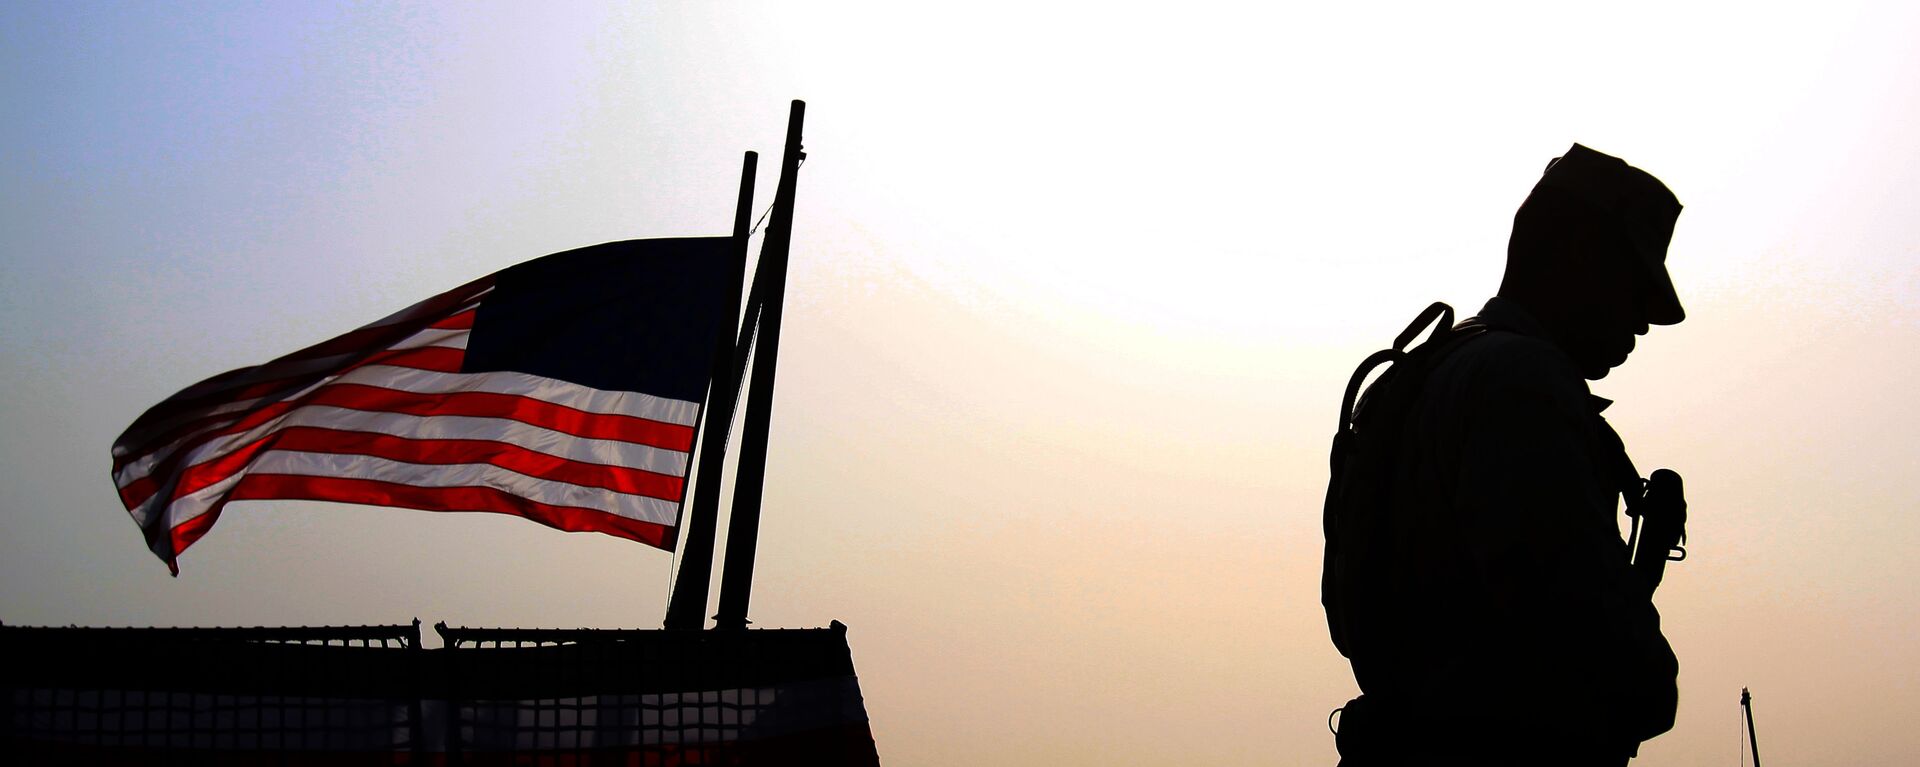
1452;342;1677;742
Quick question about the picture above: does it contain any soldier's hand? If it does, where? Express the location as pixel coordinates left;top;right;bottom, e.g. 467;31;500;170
1634;469;1687;595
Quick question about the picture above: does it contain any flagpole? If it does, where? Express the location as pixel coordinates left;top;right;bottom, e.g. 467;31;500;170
665;151;758;630
715;100;805;630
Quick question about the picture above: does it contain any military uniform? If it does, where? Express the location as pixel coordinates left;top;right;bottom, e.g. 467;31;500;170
1327;144;1687;765
1335;297;1676;765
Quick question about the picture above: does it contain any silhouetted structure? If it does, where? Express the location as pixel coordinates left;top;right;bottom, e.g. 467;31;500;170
1323;145;1689;765
1;620;879;765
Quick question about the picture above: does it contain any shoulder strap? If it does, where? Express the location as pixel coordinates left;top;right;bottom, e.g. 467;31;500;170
1336;303;1455;437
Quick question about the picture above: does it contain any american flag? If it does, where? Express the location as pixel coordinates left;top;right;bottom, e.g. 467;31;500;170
111;238;736;573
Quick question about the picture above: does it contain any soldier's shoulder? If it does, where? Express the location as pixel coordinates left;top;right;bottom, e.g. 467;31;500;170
1453;327;1563;364
1437;328;1583;390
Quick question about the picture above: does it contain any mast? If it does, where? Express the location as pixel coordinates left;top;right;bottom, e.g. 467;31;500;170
715;100;806;630
664;151;758;630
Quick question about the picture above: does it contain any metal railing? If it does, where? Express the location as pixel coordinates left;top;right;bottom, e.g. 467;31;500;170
1;620;876;766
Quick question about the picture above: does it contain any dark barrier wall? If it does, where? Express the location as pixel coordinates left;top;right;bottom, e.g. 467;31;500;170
1;622;881;766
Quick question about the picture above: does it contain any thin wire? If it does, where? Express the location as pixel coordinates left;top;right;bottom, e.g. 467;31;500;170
729;305;762;431
746;157;805;236
747;202;775;236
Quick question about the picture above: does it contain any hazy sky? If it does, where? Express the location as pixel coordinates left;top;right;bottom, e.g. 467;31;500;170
4;2;1917;765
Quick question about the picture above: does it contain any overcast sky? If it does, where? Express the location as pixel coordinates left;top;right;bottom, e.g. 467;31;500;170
3;2;1917;765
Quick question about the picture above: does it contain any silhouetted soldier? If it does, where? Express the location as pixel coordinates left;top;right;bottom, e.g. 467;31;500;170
1323;145;1687;766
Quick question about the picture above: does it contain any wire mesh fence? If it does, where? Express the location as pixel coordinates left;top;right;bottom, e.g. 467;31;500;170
2;621;878;766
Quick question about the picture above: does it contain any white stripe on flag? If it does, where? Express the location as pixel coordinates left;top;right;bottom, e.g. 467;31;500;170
115;369;695;492
122;403;689;524
160;451;681;528
361;367;701;426
119;327;698;476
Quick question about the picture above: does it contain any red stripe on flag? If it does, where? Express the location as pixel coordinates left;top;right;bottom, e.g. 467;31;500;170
429;309;476;330
119;374;691;512
352;273;491;331
125;426;684;510
273;310;471;365
328;342;466;373
151;278;489;409
225;474;676;551
266;429;686;498
115;347;470;473
118;345;470;467
307;384;693;450
261;277;489;366
167;504;221;569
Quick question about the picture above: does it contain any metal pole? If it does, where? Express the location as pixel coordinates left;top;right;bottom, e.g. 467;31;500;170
715;100;805;630
407;618;425;761
664;151;758;630
1742;687;1761;767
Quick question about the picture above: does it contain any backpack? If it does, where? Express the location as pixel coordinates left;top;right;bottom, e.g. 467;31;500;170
1321;302;1490;661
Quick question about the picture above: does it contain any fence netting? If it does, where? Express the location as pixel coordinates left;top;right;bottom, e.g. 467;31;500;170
1;621;879;766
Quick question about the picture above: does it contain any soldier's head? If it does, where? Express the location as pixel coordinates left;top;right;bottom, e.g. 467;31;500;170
1499;144;1683;380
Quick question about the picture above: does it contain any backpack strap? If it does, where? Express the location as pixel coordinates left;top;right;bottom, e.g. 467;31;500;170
1337;303;1456;437
1393;302;1457;352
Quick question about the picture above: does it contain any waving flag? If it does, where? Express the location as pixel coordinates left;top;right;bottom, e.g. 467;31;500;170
111;238;736;573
